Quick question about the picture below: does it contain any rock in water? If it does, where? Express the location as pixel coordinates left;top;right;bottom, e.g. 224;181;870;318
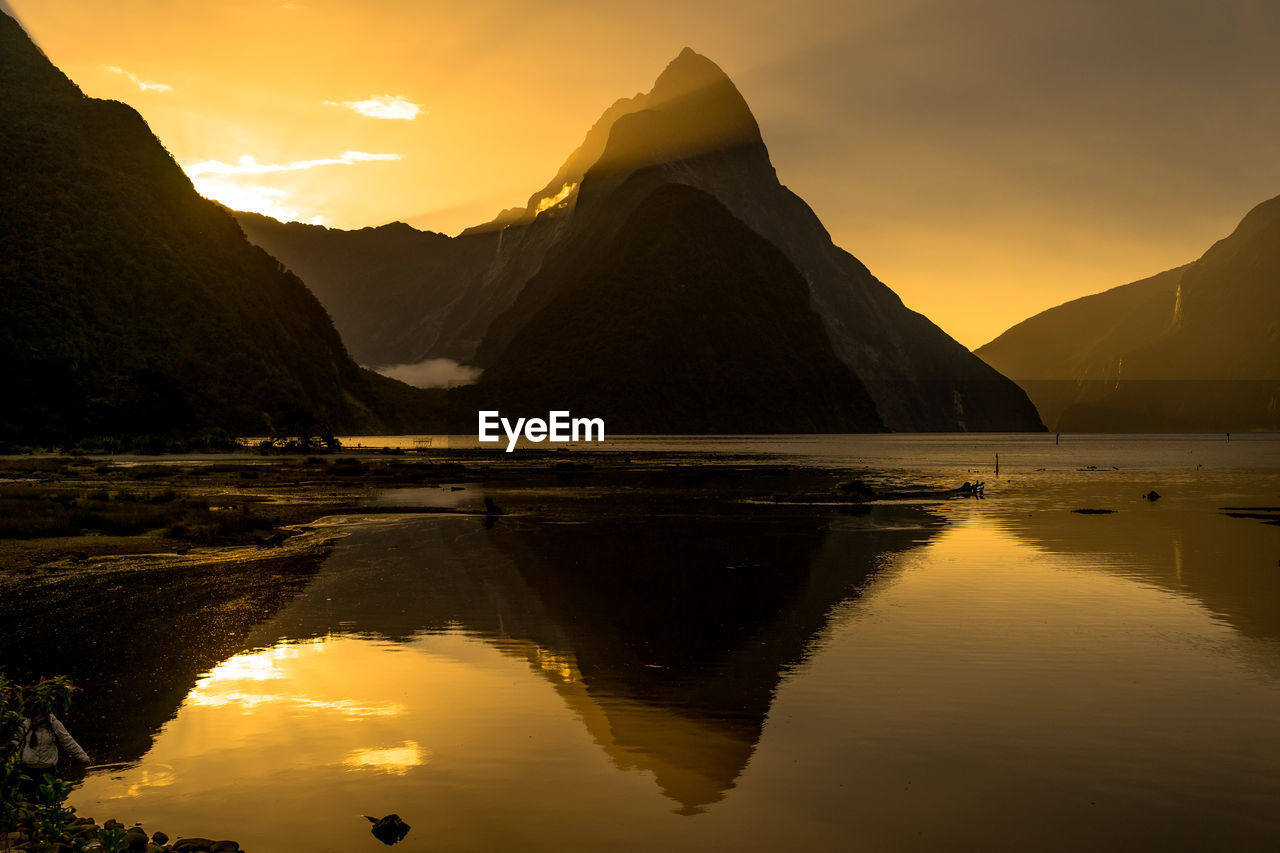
122;826;149;852
1145;490;1161;501
365;814;411;845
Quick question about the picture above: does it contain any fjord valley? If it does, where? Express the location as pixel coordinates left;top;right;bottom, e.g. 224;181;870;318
4;2;1280;852
237;48;1044;435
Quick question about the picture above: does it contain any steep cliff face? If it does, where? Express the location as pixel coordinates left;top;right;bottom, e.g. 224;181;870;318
239;48;1045;432
0;12;438;442
977;195;1280;431
461;182;884;433
481;49;1042;431
975;267;1186;429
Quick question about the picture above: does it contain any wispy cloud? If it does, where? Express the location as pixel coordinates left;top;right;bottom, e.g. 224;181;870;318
183;151;403;177
187;178;324;224
106;66;172;92
326;95;423;121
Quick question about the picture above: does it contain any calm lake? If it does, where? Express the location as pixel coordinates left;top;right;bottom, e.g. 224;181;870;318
51;436;1280;849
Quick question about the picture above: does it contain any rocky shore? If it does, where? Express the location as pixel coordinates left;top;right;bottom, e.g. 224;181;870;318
2;810;242;852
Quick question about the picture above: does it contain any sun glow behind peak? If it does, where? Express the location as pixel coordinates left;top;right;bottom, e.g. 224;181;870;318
12;0;1278;342
189;177;324;224
181;152;404;224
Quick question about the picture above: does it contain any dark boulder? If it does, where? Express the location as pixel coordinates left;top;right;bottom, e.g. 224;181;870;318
365;814;411;845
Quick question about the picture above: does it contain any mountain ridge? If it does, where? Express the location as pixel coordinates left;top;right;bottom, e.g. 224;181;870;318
237;48;1045;432
976;194;1280;431
0;11;440;443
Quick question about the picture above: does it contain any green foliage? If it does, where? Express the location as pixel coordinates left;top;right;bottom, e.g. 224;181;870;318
0;674;80;849
96;825;128;853
33;774;76;850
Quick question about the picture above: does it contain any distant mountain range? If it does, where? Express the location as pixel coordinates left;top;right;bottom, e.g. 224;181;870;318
977;195;1280;431
240;49;1044;433
0;12;439;445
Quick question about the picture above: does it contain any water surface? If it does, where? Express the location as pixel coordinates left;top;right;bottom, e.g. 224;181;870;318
51;436;1280;850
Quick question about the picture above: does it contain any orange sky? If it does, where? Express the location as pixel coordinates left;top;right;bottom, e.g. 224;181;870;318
10;0;1280;348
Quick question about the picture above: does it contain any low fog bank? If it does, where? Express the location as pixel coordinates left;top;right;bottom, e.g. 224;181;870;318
375;358;482;388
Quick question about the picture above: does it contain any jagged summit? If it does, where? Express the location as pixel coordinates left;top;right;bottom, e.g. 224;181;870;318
465;47;759;234
585;49;761;192
651;47;739;100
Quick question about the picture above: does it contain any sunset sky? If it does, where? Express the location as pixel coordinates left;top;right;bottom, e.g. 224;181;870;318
9;0;1280;348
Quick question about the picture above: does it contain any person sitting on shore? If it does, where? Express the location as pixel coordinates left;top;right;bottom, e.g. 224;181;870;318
19;703;91;780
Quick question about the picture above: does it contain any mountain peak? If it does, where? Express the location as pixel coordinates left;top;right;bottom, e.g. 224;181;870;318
652;47;736;100
579;49;761;192
472;48;760;231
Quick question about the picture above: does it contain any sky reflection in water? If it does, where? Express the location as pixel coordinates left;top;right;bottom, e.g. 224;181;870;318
69;474;1280;851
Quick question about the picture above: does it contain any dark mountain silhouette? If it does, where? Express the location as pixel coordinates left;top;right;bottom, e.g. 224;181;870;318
238;49;1043;432
977;195;1280;431
455;181;883;432
0;11;439;444
230;213;499;368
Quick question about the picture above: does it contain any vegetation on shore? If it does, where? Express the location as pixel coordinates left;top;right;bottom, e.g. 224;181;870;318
0;454;476;572
1;675;244;852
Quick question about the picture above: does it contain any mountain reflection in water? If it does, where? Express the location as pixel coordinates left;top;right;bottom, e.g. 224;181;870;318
221;505;943;815
36;453;1280;851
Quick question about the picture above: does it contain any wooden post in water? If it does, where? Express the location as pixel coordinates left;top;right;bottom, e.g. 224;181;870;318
1056;433;1060;445
995;453;999;476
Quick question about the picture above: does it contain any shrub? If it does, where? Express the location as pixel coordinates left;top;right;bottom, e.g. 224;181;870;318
0;674;80;845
